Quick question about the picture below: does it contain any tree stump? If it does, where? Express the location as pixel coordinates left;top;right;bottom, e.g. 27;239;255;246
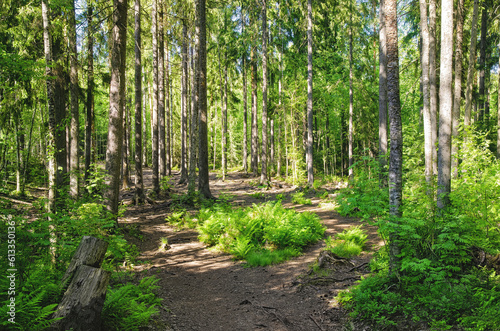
61;236;108;286
51;265;110;331
52;236;110;330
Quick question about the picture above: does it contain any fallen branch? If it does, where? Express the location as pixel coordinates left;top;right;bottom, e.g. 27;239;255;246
309;315;325;331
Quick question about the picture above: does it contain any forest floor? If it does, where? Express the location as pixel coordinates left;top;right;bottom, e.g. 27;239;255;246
121;169;384;331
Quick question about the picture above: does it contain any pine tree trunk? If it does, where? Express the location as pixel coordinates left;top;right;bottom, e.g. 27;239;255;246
134;0;144;203
105;0;128;218
385;0;403;273
452;0;464;178
464;0;480;128
420;0;432;186
122;100;131;189
261;0;268;185
379;0;388;188
85;6;95;184
69;0;79;198
497;38;500;159
251;40;259;177
152;0;159;193
166;40;171;175
197;0;213;199
437;0;453;210
188;21;199;195
348;14;354;181
179;21;188;184
242;54;248;173
158;1;166;178
306;0;314;187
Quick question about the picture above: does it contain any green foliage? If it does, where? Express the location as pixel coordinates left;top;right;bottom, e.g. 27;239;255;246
291;191;312;205
165;210;197;229
248;191;266;199
160;176;173;192
197;201;325;266
102;276;162;331
336;157;388;219
325;226;368;258
338;135;500;329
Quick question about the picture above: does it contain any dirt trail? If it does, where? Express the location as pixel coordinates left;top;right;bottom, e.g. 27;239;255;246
121;170;382;330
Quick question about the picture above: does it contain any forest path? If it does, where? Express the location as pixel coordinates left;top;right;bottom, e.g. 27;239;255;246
121;170;382;330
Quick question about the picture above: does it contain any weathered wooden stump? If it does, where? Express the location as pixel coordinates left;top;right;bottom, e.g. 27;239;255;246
52;236;110;331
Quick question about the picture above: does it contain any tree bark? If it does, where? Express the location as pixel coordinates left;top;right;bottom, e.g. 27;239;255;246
152;0;159;193
379;0;388;188
251;37;259;177
243;53;248;173
188;18;199;195
85;6;94;184
69;0;79;198
437;0;453;210
261;0;269;185
477;0;488;125
385;0;403;273
42;0;57;213
105;0;128;218
464;0;480;128
166;39;171;175
420;0;432;186
429;0;437;176
179;20;189;184
348;11;354;181
452;0;464;178
158;1;166;178
197;0;213;199
497;39;500;159
134;0;144;203
306;0;314;187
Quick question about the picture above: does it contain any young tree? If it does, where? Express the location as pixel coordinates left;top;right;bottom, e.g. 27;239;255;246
197;0;213;199
134;0;145;203
261;0;269;185
477;0;489;125
105;0;128;217
85;4;94;183
158;1;166;177
348;7;354;181
385;0;403;273
429;0;437;175
437;0;453;210
378;0;388;188
306;0;314;187
68;0;79;199
251;32;259;177
188;16;199;195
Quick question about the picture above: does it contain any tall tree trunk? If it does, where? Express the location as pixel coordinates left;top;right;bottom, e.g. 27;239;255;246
188;22;199;195
122;99;131;189
142;69;148;167
69;0;79;198
134;0;144;203
477;0;488;126
152;0;159;193
429;0;437;176
179;20;188;184
437;0;453;210
348;13;354;181
166;40;171;175
385;0;403;273
452;0;464;178
197;0;213;199
243;54;248;173
379;0;388;188
217;43;226;180
251;39;259;176
465;0;480;128
306;0;314;187
42;0;57;213
85;6;94;184
261;0;268;185
420;0;432;186
497;39;500;159
158;1;166;178
105;0;128;218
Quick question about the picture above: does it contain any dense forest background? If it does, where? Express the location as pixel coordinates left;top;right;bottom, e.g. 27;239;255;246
1;0;500;329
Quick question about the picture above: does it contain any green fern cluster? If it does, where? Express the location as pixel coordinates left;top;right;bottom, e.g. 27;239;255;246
197;201;325;266
325;226;368;258
291;191;312;205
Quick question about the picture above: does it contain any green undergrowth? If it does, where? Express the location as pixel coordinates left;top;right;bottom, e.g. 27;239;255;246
195;201;325;266
291;191;312;205
0;194;160;330
336;132;500;330
325;226;368;258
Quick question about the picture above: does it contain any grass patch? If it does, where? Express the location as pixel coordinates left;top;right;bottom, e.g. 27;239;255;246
291;192;312;205
325;226;368;258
